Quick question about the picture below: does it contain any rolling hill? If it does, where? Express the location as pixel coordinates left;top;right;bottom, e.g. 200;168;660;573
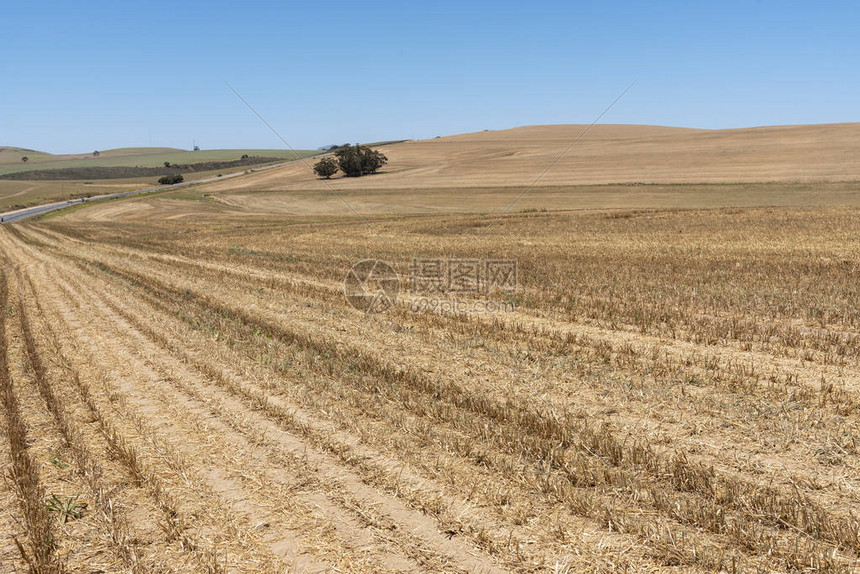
11;123;860;222
0;147;317;177
196;123;860;193
0;147;322;212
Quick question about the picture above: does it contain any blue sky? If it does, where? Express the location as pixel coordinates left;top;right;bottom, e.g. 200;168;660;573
1;1;857;153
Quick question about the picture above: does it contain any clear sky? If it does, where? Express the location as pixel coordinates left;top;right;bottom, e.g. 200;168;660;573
2;1;857;153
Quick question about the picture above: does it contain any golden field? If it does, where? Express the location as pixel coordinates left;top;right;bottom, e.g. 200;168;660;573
63;122;856;221
198;123;860;190
1;124;860;573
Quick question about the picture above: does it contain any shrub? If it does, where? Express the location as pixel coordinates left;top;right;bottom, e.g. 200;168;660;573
158;174;184;185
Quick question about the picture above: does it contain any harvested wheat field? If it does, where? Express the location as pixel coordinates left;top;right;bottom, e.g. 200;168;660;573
2;200;860;573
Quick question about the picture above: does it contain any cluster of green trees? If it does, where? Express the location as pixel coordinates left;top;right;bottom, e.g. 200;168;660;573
313;144;387;179
158;174;184;185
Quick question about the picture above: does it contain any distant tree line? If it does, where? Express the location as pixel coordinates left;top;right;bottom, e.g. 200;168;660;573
313;144;387;179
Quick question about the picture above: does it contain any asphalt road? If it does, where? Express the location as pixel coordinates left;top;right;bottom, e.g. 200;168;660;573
0;155;317;223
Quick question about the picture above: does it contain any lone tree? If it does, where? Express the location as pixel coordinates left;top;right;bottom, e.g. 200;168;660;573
21;156;28;162
313;156;339;179
164;161;171;168
334;144;387;177
93;150;100;157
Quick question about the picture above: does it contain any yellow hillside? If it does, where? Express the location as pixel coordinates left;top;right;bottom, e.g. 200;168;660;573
198;123;860;193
